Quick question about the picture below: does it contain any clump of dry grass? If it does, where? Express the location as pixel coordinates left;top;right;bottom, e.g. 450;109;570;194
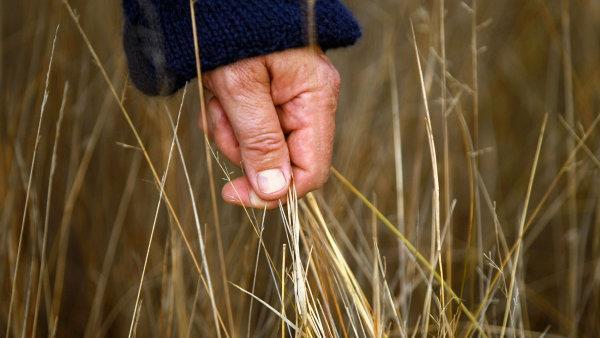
1;0;599;337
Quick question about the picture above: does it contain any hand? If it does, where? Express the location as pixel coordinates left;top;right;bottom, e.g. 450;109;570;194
202;47;341;209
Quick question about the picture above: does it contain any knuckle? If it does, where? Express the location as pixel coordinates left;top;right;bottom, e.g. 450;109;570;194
219;71;248;96
328;68;341;94
315;64;341;110
316;57;341;95
241;131;286;158
215;60;268;98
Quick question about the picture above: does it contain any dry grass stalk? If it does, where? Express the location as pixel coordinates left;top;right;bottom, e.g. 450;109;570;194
1;1;599;337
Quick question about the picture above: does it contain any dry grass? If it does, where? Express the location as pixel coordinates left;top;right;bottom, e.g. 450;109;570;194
1;0;600;337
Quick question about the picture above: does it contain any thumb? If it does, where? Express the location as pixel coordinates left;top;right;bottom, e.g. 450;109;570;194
204;59;291;201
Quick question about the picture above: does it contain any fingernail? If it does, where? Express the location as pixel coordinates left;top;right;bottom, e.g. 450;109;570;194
249;191;269;208
257;169;287;194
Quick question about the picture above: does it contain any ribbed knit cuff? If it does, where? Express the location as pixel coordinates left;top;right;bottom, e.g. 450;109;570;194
123;0;361;96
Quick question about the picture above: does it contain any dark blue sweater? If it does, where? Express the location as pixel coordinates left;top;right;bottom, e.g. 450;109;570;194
122;0;361;96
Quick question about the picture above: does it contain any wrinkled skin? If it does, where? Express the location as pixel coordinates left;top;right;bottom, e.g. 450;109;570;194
202;47;341;209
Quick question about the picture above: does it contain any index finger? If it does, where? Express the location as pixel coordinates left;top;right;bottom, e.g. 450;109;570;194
204;58;293;201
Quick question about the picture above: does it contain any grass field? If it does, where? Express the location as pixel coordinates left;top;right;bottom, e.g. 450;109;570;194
1;0;599;337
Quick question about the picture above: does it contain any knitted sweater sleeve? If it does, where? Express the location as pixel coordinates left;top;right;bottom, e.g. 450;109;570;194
122;0;361;96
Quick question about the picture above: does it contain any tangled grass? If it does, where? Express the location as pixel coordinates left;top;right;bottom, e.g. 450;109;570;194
1;0;599;337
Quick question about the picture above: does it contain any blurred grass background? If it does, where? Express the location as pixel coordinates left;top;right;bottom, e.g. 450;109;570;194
1;0;599;337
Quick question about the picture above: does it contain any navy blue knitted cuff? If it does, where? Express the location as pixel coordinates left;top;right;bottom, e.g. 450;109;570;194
123;0;361;96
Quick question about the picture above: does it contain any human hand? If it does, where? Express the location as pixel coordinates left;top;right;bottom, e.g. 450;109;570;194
202;47;341;209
